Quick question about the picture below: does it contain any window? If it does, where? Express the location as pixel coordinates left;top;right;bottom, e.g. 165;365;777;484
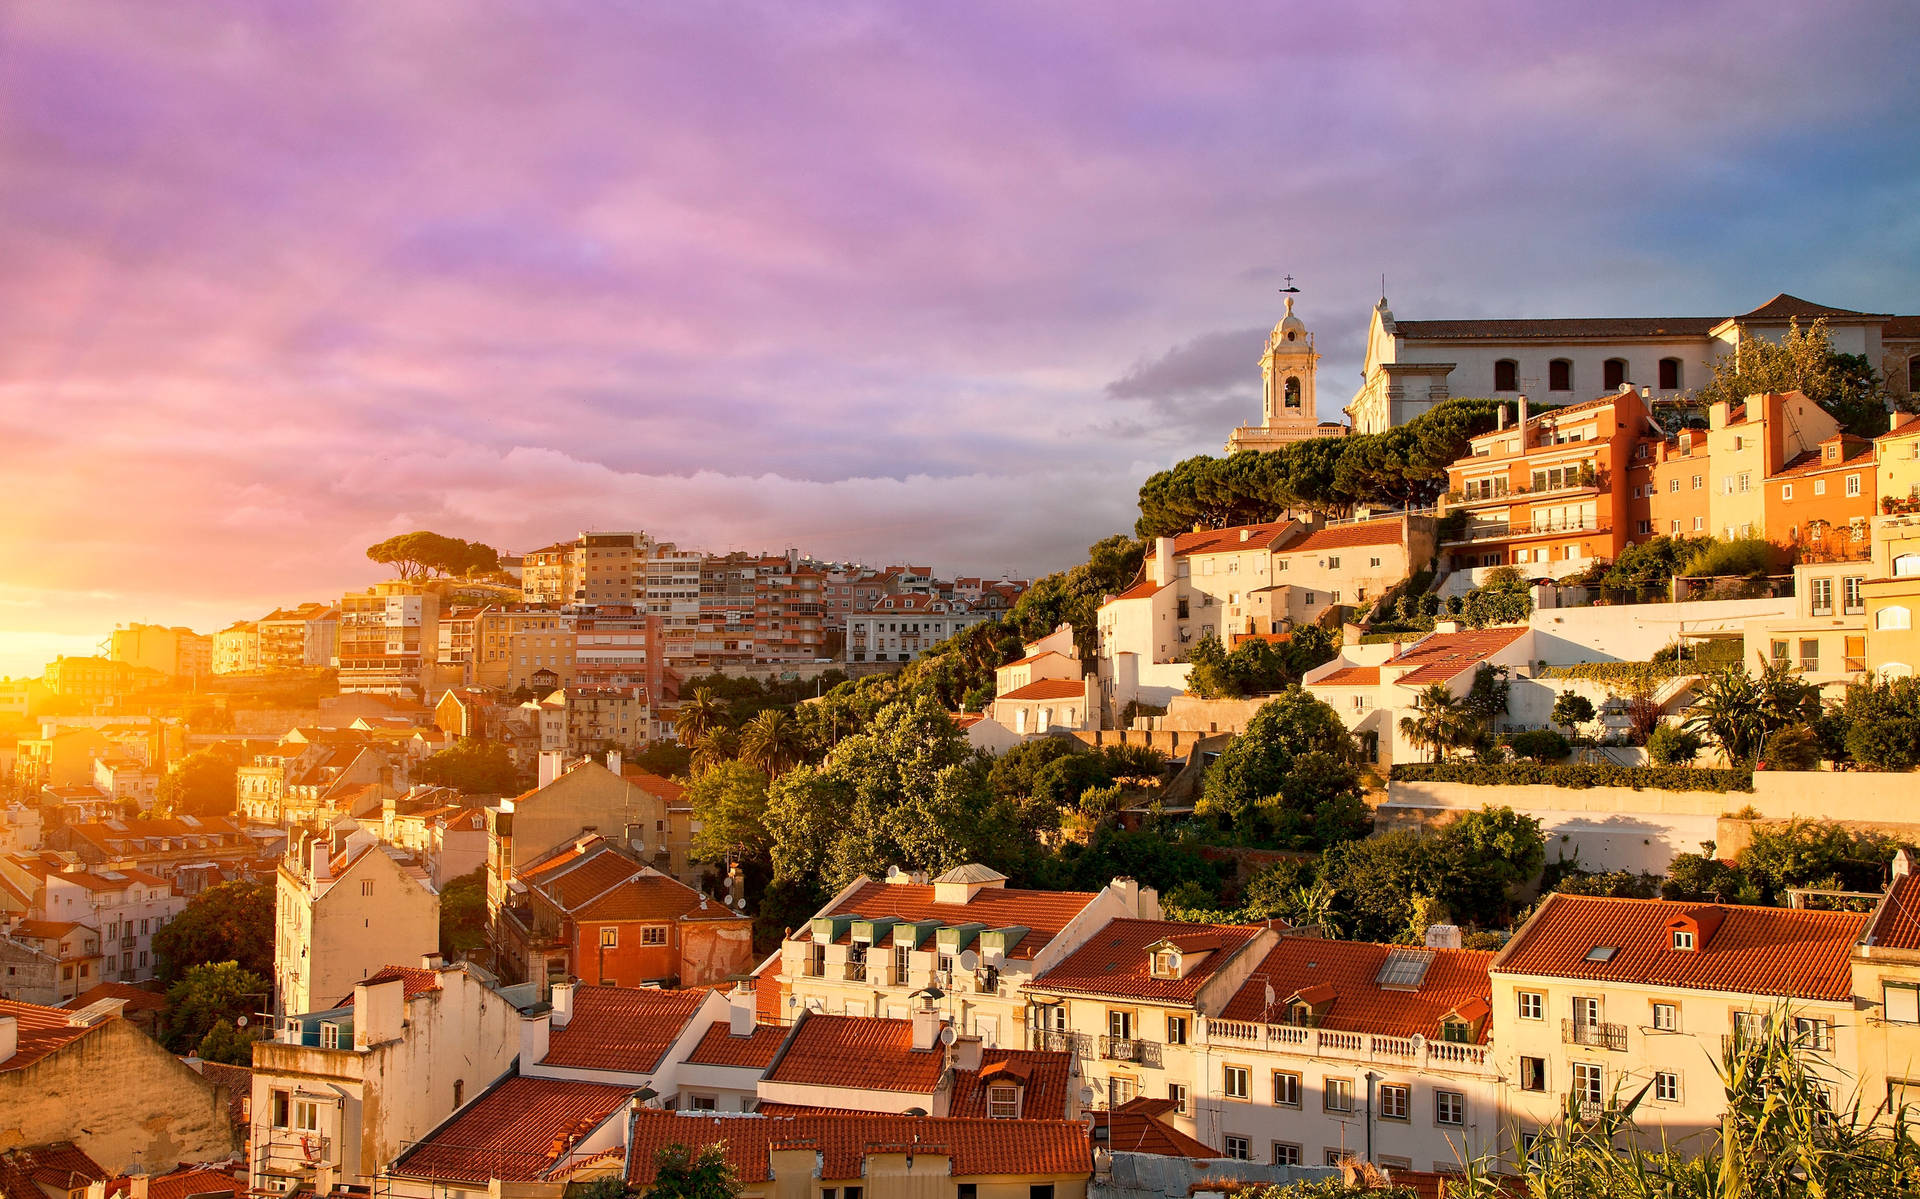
958;1188;977;1199
294;1099;320;1132
1794;1017;1832;1051
1166;1015;1188;1045
1782;483;1794;501
1108;1010;1133;1039
1030;1186;1053;1199
1669;478;1679;492
1107;1076;1136;1107
1324;1077;1354;1112
1672;929;1695;951
1272;1071;1301;1107
361;880;374;897
1494;359;1519;392
895;942;911;981
987;1084;1021;1119
600;927;619;948
1886;983;1920;1024
1549;359;1573;391
641;925;669;946
687;1095;717;1111
1653;1003;1678;1031
1379;1084;1410;1121
1573;1063;1604;1106
1844;576;1865;615
1572;996;1601;1026
1847;474;1862;497
1659;357;1681;390
1604;358;1627;391
1223;1136;1250;1161
1435;1090;1465;1126
272;1090;291;1128
1520;1057;1547;1091
1518;992;1544;1020
1168;1083;1189;1115
1272;1143;1302;1167
320;1022;340;1049
1327;556;1341;569
1223;1065;1250;1099
1811;577;1834;615
1738;471;1752;493
1325;1150;1348;1167
1879;606;1912;631
1655;1071;1680;1103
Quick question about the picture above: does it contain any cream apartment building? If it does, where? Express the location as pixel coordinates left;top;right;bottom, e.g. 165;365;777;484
275;831;440;1016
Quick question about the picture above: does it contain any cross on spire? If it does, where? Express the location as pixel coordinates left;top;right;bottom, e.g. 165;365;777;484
1279;274;1300;294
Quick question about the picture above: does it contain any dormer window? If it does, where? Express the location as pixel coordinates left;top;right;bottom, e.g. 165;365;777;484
1440;1019;1470;1044
986;1083;1022;1119
1151;949;1181;978
1673;929;1695;951
1289;1003;1313;1027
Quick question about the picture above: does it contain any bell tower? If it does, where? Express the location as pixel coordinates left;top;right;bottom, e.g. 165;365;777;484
1260;294;1319;432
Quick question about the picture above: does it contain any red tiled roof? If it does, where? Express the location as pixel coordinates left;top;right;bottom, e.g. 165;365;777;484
522;839;711;923
625;1112;1091;1185
1171;522;1298;557
621;769;687;804
763;1014;946;1094
0;999;106;1071
1397;316;1718;341
58;982;166;1014
1033;919;1265;1004
948;1049;1074;1119
1000;650;1071;670
1768;446;1875;479
541;986;708;1074
108;1167;243;1199
1093;1097;1218;1159
393;1075;635;1183
1735;293;1880;322
1865;872;1920;952
823;880;1099;960
0;1143;109;1199
683;1019;790;1069
1316;666;1380;686
997;678;1086;702
10;919;91;940
949;713;986;730
1107;578;1171;603
1386;626;1528;687
1219;939;1494;1041
336;965;441;1006
1285;520;1405;553
1492;894;1868;1002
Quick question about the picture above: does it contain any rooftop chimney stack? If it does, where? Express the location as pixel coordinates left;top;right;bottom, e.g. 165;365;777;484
538;751;563;789
551;980;576;1029
728;986;755;1037
311;840;330;885
606;750;622;775
0;1015;17;1064
1517;394;1529;445
910;1005;944;1052
1151;537;1175;586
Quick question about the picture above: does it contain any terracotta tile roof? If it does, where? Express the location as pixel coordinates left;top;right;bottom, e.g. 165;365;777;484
0;999;109;1070
1093;1097;1218;1159
1884;315;1920;339
192;1059;254;1127
107;1167;243;1199
541;986;708;1074
1107;578;1171;603
1172;522;1299;557
334;965;442;1006
683;1019;790;1069
1492;894;1868;1002
1033;919;1265;1004
1316;666;1381;686
1395;316;1718;341
393;1074;636;1183
1736;293;1880;322
58;981;166;1014
1285;520;1405;553
823;880;1100;960
528;843;715;924
1864;872;1920;952
621;769;687;803
949;713;986;730
1768;446;1875;479
948;1048;1074;1119
764;1014;946;1094
1219;939;1494;1041
1877;414;1920;440
625;1112;1091;1184
1386;626;1528;687
997;678;1086;702
11;919;92;940
1001;650;1072;669
0;1143;109;1199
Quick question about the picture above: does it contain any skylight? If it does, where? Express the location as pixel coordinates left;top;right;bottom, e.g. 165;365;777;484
1585;946;1617;962
1375;948;1434;990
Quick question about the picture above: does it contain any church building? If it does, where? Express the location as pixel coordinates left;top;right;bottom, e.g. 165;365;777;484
1224;295;1350;453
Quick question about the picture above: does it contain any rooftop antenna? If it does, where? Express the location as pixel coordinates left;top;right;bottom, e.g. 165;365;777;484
1380;274;1388;304
1279;274;1300;295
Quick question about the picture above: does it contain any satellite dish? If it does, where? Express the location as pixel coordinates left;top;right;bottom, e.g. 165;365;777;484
886;865;902;880
958;950;979;972
938;1026;957;1046
1263;982;1276;1009
235;1015;249;1028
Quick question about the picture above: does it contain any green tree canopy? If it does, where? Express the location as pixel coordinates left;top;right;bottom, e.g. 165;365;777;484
1195;688;1365;848
416;738;522;795
158;745;242;817
687;760;773;873
153;880;272;986
163;960;269;1056
366;531;503;580
1695;317;1899;439
439;867;487;961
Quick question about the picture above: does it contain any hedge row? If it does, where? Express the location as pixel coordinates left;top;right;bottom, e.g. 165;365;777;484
1538;660;1694;685
1388;760;1753;793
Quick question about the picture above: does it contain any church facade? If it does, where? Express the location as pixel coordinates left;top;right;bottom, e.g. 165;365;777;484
1345;293;1920;434
1224;295;1350;453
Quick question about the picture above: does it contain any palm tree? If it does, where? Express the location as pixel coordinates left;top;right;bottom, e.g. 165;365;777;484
1686;665;1766;763
689;728;740;776
740;709;805;776
1399;684;1468;763
675;688;724;746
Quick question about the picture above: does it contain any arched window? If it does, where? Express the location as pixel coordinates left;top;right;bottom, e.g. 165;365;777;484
1494;359;1519;392
1895;554;1920;579
1549;359;1573;392
1659;357;1682;390
1283;376;1302;409
1603;358;1628;391
1878;606;1912;631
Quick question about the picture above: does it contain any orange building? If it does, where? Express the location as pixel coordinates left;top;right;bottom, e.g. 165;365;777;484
1645;426;1712;539
1766;431;1877;562
1441;390;1660;575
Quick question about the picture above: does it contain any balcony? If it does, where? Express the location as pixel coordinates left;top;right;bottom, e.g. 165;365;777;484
1099;1036;1161;1067
1199;1018;1490;1069
1563;1020;1628;1051
1031;1029;1091;1056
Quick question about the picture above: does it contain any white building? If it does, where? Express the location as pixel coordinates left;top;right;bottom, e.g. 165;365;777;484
846;593;991;664
37;866;180;985
274;830;440;1017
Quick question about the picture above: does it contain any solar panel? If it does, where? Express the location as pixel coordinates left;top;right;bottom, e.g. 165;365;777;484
1375;948;1434;990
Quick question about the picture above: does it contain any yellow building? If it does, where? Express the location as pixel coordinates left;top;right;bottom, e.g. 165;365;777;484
1490;893;1866;1159
109;624;211;681
211;621;261;674
1704;391;1839;541
1863;415;1920;675
1851;851;1920;1124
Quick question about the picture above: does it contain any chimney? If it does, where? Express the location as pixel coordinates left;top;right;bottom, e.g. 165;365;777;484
1151;537;1175;586
911;1005;944;1052
126;1176;149;1199
353;975;406;1050
728;986;755;1037
950;1033;983;1073
0;1015;16;1064
538;750;563;789
1110;876;1140;916
518;1009;551;1068
1898;411;1909;433
1496;406;1506;431
1516;394;1529;445
551;980;576;1029
1894;848;1916;879
606;749;622;776
311;840;331;885
420;952;445;970
1424;924;1463;949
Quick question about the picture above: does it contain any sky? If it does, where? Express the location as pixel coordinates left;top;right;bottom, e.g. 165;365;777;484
2;1;1918;676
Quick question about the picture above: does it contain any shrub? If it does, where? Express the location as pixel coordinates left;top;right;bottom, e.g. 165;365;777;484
1389;760;1752;793
1646;723;1703;766
1683;535;1783;578
1758;723;1822;771
1847;716;1920;771
1507;729;1571;763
